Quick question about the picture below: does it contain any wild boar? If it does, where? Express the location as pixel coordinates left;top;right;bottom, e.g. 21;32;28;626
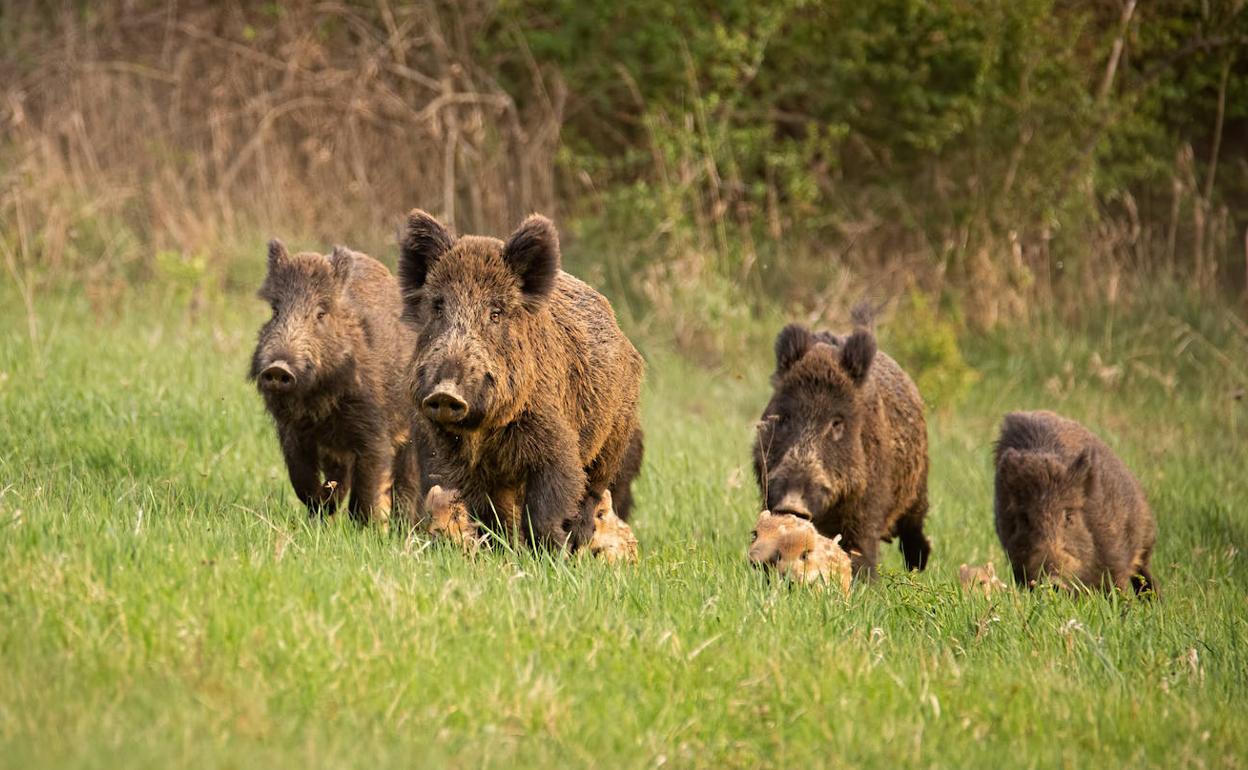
994;410;1157;594
398;210;644;550
250;240;418;529
753;309;930;577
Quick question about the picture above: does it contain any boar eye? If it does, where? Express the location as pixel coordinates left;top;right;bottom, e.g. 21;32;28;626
750;531;758;542
828;416;845;440
489;305;503;324
431;298;445;318
315;306;328;321
1063;509;1076;525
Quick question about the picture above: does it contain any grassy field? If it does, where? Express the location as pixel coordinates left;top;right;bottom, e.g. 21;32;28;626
1;279;1246;769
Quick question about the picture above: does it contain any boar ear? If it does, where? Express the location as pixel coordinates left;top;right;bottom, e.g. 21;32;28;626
1067;449;1094;492
329;246;354;290
774;324;815;374
267;239;290;271
996;448;1035;500
996;448;1025;480
399;209;455;295
840;328;877;385
503;214;560;305
993;446;1023;471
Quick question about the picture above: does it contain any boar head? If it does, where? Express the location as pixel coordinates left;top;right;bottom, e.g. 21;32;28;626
753;323;876;523
250;240;356;397
996;448;1097;589
398;210;559;434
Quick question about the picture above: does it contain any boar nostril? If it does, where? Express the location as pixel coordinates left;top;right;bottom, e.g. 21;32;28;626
260;361;296;392
421;381;469;424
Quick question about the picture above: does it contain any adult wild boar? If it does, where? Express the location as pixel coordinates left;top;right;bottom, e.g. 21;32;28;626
250;240;418;528
753;309;930;577
993;410;1157;594
398;210;644;550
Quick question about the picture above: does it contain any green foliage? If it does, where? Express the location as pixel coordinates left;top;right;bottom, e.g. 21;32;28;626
884;291;980;410
490;0;1248;299
153;249;209;303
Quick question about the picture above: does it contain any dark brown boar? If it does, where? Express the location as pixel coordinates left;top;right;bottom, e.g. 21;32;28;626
753;310;930;577
993;410;1157;594
397;210;644;550
250;240;418;528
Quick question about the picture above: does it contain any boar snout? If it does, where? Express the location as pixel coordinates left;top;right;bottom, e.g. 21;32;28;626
259;360;297;393
770;491;813;520
422;380;469;425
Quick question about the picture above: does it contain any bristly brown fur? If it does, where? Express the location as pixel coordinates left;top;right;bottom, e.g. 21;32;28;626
398;211;645;551
753;315;930;578
250;240;420;528
993;410;1158;594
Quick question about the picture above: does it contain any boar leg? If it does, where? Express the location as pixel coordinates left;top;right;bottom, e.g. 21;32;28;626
523;454;587;551
390;436;421;524
486;487;523;542
279;432;331;517
317;452;353;513
570;491;605;551
573;420;639;548
607;428;644;522
895;497;932;571
1131;541;1158;596
348;442;394;530
1131;565;1158;597
850;533;881;580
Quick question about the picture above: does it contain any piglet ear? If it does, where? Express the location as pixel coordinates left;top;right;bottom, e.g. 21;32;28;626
503;214;560;306
329;246;354;290
267;238;290;271
840;327;877;385
774;324;815;374
399;209;455;296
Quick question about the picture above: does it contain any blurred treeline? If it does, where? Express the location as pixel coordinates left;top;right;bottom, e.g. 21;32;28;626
1;1;1244;334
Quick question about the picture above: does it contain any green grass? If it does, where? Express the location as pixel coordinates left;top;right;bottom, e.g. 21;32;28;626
1;282;1246;769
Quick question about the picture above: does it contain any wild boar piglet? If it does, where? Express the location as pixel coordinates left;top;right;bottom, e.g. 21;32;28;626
423;485;483;553
958;562;1007;596
587;490;639;564
748;510;853;595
